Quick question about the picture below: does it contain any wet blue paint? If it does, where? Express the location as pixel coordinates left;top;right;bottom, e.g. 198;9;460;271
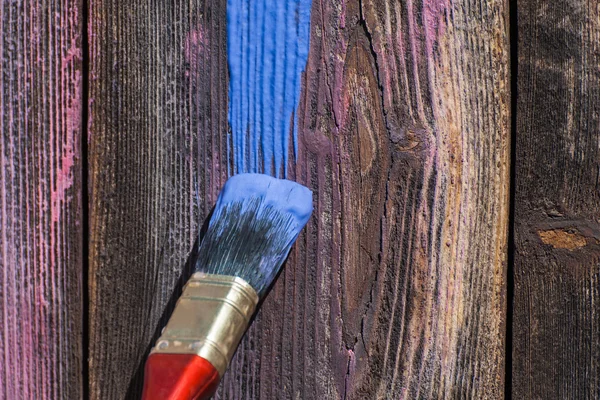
214;173;313;238
227;0;312;177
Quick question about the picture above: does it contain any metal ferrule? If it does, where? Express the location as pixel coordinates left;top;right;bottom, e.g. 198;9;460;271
150;273;259;376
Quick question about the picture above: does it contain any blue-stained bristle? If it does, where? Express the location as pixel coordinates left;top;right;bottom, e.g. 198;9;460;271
194;174;313;297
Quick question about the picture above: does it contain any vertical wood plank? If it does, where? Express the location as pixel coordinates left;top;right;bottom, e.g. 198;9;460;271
217;0;511;398
88;0;510;398
0;1;84;399
514;1;600;398
87;1;228;398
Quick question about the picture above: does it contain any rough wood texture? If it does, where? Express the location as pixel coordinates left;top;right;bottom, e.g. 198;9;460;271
88;0;510;398
217;0;511;399
0;1;83;399
513;1;600;398
87;0;228;398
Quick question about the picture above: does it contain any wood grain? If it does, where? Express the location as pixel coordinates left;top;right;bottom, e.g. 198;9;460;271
0;1;84;398
217;0;511;398
87;0;228;398
88;0;510;398
513;0;600;398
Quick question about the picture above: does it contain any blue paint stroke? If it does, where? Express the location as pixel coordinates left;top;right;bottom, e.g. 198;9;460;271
227;0;312;177
214;173;313;238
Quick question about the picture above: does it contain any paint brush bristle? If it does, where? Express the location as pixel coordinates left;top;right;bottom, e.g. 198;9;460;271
194;173;313;297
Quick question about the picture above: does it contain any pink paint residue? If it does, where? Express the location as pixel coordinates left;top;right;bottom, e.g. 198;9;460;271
1;2;84;397
51;126;77;222
185;25;208;74
422;0;449;58
184;24;222;206
343;348;357;396
62;39;82;70
339;0;347;29
51;58;82;224
347;348;356;372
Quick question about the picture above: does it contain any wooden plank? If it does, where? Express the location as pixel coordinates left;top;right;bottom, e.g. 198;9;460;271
89;0;510;398
87;0;229;398
513;1;600;398
0;1;84;399
217;0;511;398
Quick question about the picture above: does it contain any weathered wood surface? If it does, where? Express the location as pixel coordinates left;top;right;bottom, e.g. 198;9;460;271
87;0;228;398
0;1;84;399
219;0;511;399
88;0;510;399
513;1;600;398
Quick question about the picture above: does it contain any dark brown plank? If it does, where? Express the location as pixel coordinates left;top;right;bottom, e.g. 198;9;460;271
0;1;84;398
88;0;510;398
218;0;511;398
87;0;228;398
513;1;600;398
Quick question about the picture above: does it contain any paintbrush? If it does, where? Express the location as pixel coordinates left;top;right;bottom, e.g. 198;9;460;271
141;173;313;400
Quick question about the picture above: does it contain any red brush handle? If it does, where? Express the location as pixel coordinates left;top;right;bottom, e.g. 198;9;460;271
141;353;220;400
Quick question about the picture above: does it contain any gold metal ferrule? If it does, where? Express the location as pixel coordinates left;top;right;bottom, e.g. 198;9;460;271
150;273;259;376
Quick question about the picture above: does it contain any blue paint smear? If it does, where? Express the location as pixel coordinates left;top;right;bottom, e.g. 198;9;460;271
214;173;313;240
227;0;312;178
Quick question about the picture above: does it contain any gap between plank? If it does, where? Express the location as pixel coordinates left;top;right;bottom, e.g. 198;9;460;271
81;0;90;398
505;0;518;398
